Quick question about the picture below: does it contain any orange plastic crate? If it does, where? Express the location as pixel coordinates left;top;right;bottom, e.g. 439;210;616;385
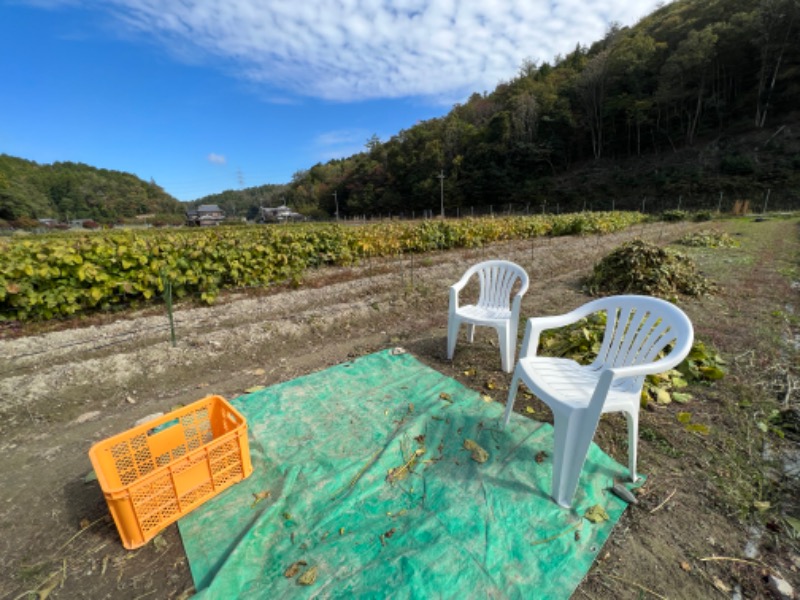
89;395;253;549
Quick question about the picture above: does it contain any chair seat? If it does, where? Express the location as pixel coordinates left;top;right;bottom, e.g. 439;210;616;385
457;304;512;324
516;357;639;412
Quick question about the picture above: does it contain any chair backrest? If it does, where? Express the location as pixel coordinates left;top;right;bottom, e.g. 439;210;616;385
586;295;694;390
464;260;529;310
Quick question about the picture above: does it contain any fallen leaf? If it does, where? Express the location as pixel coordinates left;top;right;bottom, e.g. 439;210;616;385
153;533;168;551
439;392;453;403
685;423;710;435
298;566;318;585
463;368;476;377
535;451;547;464
753;500;771;512
584;505;609;524
525;406;535;414
251;490;271;508
677;411;692;424
463;439;489;463
485;379;496;390
284;560;307;578
672;392;693;403
480;394;493;403
80;518;91;529
680;561;692;572
712;576;731;593
244;385;265;394
252;368;266;376
83;470;98;484
656;388;672;404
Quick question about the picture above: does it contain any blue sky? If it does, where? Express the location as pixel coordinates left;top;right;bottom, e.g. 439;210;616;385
1;0;665;202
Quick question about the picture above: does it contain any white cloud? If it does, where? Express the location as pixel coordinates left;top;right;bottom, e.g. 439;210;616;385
100;0;667;102
207;153;226;164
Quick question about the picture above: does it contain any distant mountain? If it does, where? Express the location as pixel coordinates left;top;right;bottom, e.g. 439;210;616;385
0;154;184;223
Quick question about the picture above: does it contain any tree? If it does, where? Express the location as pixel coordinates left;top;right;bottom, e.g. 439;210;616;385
575;49;610;159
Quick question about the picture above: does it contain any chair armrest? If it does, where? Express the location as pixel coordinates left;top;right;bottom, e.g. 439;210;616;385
449;285;459;311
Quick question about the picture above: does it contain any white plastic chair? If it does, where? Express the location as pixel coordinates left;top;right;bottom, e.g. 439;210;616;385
503;295;694;508
447;260;529;373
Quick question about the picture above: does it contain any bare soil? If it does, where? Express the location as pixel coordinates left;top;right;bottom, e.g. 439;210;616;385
1;219;798;599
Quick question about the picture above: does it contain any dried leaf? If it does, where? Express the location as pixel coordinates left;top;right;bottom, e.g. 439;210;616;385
680;561;692;572
485;379;496;390
753;500;771;512
535;450;547;464
463;368;476;377
284;560;307;578
251;490;271;508
676;412;692;424
525;406;535;414
712;576;732;593
685;423;710;435
480;394;493;403
584;505;609;524
439;392;453;403
463;439;489;463
244;385;265;394
297;566;318;585
656;388;672;404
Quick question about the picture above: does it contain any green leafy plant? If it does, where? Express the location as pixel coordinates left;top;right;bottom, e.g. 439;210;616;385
1;212;647;321
676;229;740;248
539;313;726;407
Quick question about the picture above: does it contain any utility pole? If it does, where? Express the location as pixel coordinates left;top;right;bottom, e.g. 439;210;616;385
333;191;339;221
437;170;445;218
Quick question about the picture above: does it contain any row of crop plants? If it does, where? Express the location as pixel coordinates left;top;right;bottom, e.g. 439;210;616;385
0;212;646;321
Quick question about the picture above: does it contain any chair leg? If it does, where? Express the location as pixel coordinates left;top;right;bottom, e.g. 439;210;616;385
466;323;476;343
502;370;520;427
551;411;595;508
497;323;513;373
623;410;639;482
446;317;460;360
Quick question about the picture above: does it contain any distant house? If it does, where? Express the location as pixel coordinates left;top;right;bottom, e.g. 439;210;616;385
186;204;225;226
257;204;304;223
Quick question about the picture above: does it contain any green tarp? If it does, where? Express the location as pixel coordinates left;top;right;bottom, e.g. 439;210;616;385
179;349;638;599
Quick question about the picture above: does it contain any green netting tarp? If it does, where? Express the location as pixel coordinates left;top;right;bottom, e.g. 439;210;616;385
179;348;638;599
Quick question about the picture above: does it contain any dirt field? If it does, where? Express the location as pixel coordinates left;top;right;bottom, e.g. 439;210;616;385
1;218;798;599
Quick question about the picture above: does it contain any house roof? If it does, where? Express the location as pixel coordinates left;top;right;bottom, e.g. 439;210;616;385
198;204;223;213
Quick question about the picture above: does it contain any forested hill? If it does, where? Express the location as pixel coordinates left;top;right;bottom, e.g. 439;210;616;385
0;155;183;224
282;0;800;217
